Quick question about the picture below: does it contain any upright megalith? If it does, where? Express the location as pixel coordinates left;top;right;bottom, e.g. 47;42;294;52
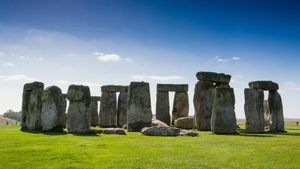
90;96;100;127
264;100;271;127
21;81;44;130
211;87;237;134
117;91;128;127
172;91;189;124
99;91;117;127
67;85;91;133
156;91;170;125
244;88;264;133
268;91;285;132
41;86;66;131
194;80;214;131
127;82;152;132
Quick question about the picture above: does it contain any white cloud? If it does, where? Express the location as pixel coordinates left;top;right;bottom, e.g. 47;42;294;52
132;75;185;81
0;52;4;56
0;74;38;82
94;52;121;62
232;56;240;60
19;55;43;61
124;57;134;63
214;56;227;63
2;62;15;67
55;80;101;87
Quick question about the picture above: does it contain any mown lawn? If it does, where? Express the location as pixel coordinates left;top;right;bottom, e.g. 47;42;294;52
0;125;299;169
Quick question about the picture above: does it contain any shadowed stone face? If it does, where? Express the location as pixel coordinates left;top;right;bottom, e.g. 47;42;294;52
244;88;264;133
268;91;284;132
41;86;66;131
193;81;214;131
172;91;189;124
67;85;91;133
21;81;44;131
117;91;128;127
211;87;237;134
156;91;170;125
90;97;99;127
127;82;152;132
99;92;117;127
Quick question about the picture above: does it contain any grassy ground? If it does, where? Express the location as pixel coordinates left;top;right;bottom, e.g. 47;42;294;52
0;125;299;169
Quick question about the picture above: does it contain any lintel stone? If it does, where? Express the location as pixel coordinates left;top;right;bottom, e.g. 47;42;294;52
249;81;279;91
101;85;128;92
196;71;231;84
157;84;188;92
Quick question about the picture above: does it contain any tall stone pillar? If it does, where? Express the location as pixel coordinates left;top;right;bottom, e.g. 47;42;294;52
244;88;264;133
268;91;284;132
21;81;44;131
156;91;170;125
264;100;271;127
117;91;128;127
90;96;100;127
99;92;117;127
172;91;189;124
127;82;152;132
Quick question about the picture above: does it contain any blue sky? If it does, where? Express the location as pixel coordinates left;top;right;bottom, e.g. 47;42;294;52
0;0;300;118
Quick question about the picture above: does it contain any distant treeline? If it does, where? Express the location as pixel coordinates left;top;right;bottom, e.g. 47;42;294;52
2;110;22;122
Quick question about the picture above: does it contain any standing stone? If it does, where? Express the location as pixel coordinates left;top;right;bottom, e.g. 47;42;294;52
99;92;117;127
194;81;214;131
156;91;170;125
21;81;44;131
264;100;271;127
268;91;284;132
244;88;264;133
172;91;189;124
211;87;237;134
127;82;152;132
67;85;91;133
117;91;128;127
41;86;66;131
90;97;100;127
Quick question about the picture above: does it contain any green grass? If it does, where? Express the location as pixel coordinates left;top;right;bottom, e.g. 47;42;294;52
0;125;299;169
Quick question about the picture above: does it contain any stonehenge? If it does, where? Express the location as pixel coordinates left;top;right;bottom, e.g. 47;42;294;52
156;84;189;125
244;81;284;133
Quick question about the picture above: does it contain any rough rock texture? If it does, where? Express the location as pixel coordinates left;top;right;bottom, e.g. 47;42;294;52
155;91;170;125
141;126;180;136
244;88;265;133
151;119;169;127
264;100;271;127
103;128;126;135
90;97;99;127
196;72;231;84
249;81;279;91
172;91;189;124
41;86;66;131
211;87;237;134
21;81;44;130
157;84;188;92
127;82;152;132
117;91;128;127
268;91;285;132
194;81;214;131
179;129;198;137
66;85;91;133
174;117;194;129
99;92;117;127
101;85;128;92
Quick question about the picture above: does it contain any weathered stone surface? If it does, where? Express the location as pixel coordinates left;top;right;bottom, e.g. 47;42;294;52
90;98;99;127
99;92;117;127
179;129;198;137
141;126;180;136
41;86;66;131
157;84;188;92
151;119;169;127
249;81;279;91
117;91;128;127
244;88;265;133
264;100;271;127
172;91;189;124
67;85;91;133
211;87;237;134
194;81;214;131
268;91;285;132
101;85;128;92
21;81;44;131
196;72;231;84
155;91;170;125
103;128;126;135
174;117;194;129
127;82;152;132
91;96;101;101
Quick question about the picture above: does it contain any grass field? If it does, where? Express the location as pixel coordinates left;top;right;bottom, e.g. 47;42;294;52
0;125;299;169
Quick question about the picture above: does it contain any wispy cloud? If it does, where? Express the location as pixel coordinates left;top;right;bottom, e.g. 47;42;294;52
94;52;122;62
0;74;38;81
2;62;15;67
19;55;44;61
214;56;227;63
55;80;101;87
232;56;240;60
132;75;185;81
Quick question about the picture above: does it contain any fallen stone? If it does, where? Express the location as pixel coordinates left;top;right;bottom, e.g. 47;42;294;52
103;128;126;135
127;82;152;132
196;72;231;84
99;91;117;127
174;117;194;129
172;91;189;124
141;126;180;136
155;91;170;125
268;91;285;132
101;85;128;92
179;129;198;137
157;84;188;92
151;119;170;127
249;81;279;91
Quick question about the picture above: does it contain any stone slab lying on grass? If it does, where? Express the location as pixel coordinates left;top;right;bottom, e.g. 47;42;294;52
103;128;126;135
179;129;198;137
141;126;180;136
151;119;169;127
